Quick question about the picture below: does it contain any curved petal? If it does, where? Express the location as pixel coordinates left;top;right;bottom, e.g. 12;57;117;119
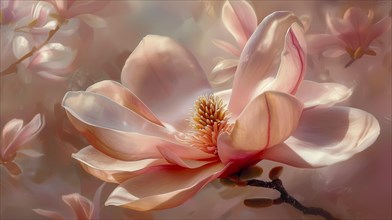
1;119;24;158
64;1;108;18
33;209;65;220
326;12;351;35
2;114;44;160
366;16;392;46
343;7;370;30
222;0;257;48
228;12;301;117
73;146;170;183
295;80;352;109
212;39;241;57
157;146;217;169
262;107;380;167
218;91;303;164
28;43;77;73
259;25;306;95
62;193;93;220
306;34;345;55
105;162;228;211
121;35;211;130
12;36;31;60
86;80;164;126
62;91;213;161
209;59;238;86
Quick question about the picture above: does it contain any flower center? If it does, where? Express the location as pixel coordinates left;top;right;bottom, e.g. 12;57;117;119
177;94;233;155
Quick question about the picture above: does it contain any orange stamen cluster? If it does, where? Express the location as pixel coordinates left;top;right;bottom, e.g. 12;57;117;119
178;94;232;155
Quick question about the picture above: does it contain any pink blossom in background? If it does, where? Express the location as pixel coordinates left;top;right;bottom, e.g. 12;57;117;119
307;6;391;66
62;11;379;211
1;1;390;219
1;113;44;175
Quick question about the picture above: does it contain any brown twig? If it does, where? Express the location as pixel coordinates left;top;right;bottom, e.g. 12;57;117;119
245;178;340;220
1;21;63;77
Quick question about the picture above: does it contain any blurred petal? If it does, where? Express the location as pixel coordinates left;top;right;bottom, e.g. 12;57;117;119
18;149;44;157
86;80;164;126
260;25;306;95
3;161;22;175
105;162;227;211
262;107;380;167
212;39;241;57
1;119;23;158
62;91;213;161
121;35;211;130
210;59;238;85
296;81;352;109
2;114;44;160
33;209;65;220
229;12;300;117
12;36;31;59
326;12;351;35
65;1;108;18
222;0;257;48
62;193;93;220
218;91;303;164
306;34;345;55
366;16;392;46
29;43;76;73
343;7;370;30
73;146;171;183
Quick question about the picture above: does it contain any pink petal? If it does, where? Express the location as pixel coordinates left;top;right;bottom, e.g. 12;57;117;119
121;35;211;131
221;0;257;48
157;146;217;168
211;39;241;57
209;59;238;86
366;16;392;47
105;162;228;211
33;209;65;220
295;80;352;109
306;34;345;55
343;7;371;30
86;80;164;126
260;25;306;95
62;91;213;161
1;114;44;160
12;36;31;60
63;1;108;18
326;12;351;36
218;91;303;164
29;43;77;74
62;193;94;220
228;12;301;117
73;146;171;183
1;119;24;158
262;107;380;167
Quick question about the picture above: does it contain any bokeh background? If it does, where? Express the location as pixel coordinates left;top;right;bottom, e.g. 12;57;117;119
1;1;391;219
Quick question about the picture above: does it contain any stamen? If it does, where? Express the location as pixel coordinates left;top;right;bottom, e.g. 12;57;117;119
177;94;232;155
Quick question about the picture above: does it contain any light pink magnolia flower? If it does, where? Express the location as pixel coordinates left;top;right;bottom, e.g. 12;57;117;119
211;0;306;87
33;191;100;220
1;114;44;175
307;7;391;67
3;0;108;81
62;12;379;211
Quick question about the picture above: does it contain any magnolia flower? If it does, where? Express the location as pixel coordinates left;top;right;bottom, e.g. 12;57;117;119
1;114;44;175
307;7;391;67
211;0;308;87
62;11;379;211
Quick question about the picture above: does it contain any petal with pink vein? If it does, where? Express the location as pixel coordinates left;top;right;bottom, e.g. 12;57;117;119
218;91;303;164
229;12;300;117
